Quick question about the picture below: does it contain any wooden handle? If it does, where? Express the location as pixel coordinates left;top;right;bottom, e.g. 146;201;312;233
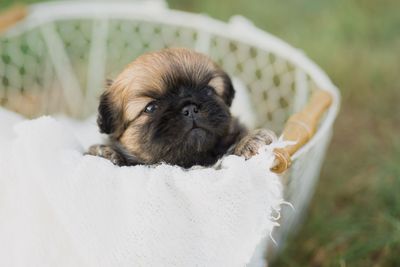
0;5;27;33
271;90;333;173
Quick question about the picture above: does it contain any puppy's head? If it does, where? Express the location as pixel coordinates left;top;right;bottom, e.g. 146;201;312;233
97;48;235;167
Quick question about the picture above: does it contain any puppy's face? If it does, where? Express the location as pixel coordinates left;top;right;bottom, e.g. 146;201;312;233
97;48;235;167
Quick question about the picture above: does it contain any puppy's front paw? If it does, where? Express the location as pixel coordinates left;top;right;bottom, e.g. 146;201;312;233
85;144;125;165
233;129;277;159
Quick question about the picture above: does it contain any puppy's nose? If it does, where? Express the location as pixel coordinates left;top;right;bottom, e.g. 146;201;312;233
181;104;199;118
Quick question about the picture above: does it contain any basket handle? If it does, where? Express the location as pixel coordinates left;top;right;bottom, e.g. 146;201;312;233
271;90;333;173
0;5;28;33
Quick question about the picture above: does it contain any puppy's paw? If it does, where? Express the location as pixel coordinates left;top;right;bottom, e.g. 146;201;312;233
85;144;125;165
233;129;277;159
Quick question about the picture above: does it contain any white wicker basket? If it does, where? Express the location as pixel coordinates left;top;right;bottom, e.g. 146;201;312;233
0;1;340;265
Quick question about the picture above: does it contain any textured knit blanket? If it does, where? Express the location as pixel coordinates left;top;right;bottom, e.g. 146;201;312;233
0;108;283;267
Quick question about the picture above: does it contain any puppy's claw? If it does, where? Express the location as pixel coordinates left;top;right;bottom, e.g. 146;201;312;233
86;144;124;165
233;129;277;160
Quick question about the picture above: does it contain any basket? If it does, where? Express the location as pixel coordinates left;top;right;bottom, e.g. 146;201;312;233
0;1;340;265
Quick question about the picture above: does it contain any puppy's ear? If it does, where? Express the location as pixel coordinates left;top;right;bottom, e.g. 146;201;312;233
97;90;116;134
98;79;121;135
220;72;235;107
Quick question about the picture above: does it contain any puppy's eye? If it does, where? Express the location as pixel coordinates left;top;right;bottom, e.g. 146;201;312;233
144;102;158;113
205;86;215;96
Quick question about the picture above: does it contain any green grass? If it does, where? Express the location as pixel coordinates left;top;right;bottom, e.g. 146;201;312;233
3;0;400;265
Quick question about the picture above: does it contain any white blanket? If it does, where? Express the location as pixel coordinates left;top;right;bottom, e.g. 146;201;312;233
0;109;283;267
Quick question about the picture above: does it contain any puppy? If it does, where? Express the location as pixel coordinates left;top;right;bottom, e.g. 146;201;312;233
87;48;276;168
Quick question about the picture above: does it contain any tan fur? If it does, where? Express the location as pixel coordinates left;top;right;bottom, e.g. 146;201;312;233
119;124;152;162
208;76;225;96
124;97;153;121
106;48;226;124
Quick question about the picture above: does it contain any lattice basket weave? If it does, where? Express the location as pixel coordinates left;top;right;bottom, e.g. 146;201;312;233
0;0;340;265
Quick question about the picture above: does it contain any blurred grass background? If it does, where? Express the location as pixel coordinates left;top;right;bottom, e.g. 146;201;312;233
2;0;399;266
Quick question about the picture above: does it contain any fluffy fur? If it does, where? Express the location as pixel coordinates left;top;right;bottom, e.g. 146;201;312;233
87;48;275;168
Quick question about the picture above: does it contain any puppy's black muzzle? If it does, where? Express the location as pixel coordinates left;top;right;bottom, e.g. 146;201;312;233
181;104;199;119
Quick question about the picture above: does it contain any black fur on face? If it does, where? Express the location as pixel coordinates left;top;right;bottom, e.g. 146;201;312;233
137;76;232;167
